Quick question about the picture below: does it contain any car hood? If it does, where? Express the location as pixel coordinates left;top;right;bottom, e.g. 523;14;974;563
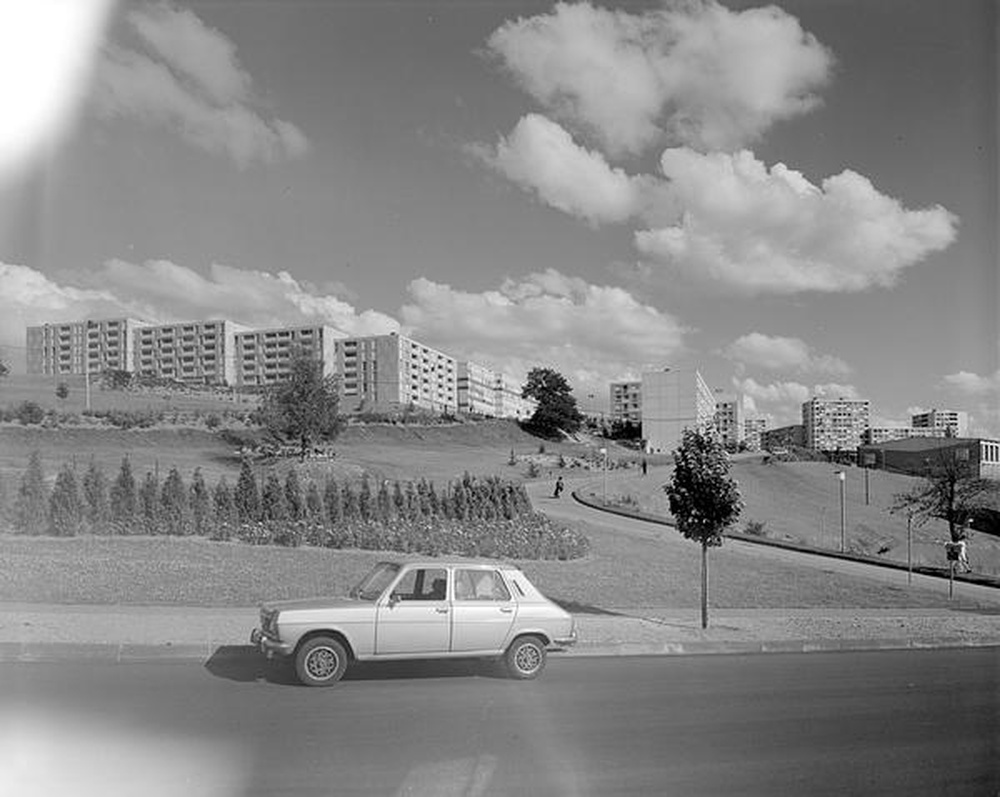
263;596;366;613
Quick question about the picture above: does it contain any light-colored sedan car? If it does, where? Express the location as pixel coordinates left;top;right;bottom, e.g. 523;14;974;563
250;559;577;686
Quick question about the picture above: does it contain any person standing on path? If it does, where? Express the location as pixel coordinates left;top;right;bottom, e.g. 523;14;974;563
553;476;564;498
641;458;648;476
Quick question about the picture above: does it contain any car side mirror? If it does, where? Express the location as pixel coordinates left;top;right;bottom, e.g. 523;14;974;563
388;592;400;607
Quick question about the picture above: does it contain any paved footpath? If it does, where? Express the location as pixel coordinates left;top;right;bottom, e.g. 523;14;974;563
2;481;999;663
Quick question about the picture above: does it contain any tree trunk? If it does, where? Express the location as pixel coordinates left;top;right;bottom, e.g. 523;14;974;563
701;541;709;629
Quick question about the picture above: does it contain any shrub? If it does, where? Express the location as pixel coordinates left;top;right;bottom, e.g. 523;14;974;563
82;460;111;533
110;458;138;532
16;401;45;426
743;520;767;537
15;451;48;535
48;466;83;537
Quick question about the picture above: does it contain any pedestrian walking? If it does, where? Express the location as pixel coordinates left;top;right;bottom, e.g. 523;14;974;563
553;476;564;498
641;458;648;476
957;518;973;572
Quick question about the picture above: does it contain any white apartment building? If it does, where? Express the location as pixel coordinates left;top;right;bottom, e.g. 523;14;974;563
802;396;871;452
235;325;342;387
641;368;716;454
912;409;968;438
135;320;248;386
457;361;498;416
744;418;767;452
714;393;745;449
26;318;148;376
335;332;457;414
609;381;642;426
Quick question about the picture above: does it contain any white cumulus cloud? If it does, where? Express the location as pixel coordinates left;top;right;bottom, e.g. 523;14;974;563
93;1;308;167
724;332;850;375
635;148;957;294
942;369;1000;396
400;269;687;396
486;0;833;156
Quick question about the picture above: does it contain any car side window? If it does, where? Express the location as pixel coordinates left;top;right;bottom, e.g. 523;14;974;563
392;568;447;601
455;569;510;602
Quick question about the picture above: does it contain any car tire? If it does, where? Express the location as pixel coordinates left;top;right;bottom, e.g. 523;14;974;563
295;636;348;687
504;635;547;680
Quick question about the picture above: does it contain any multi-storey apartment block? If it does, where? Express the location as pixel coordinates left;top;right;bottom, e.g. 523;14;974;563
714;393;745;449
744;418;767;452
493;373;537;420
863;426;949;445
761;424;806;451
457;361;499;416
609;381;642;427
641;368;716;454
912;409;968;438
334;332;457;414
235;325;342;387
802;396;871;453
26;318;149;376
135;320;248;386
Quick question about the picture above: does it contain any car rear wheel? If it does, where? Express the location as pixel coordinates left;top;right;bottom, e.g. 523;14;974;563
295;636;348;687
504;635;547;680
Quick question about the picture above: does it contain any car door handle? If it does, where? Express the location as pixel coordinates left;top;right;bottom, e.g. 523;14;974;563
435;607;449;614
499;607;513;613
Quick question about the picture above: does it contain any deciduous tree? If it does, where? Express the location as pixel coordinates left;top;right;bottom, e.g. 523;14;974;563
522;367;584;438
664;428;743;629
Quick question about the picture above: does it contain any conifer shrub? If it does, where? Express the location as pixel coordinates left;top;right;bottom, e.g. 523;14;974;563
48;465;83;537
16;451;49;535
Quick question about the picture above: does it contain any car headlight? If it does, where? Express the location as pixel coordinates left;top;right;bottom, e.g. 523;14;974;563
260;608;280;637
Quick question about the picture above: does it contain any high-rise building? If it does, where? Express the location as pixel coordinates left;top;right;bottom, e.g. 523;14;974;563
744;418;767;452
714;393;745;449
26;318;149;376
235;325;342;387
457;361;498;416
641;368;716;454
609;381;642;426
135;320;248;385
802;396;870;452
335;332;457;414
493;373;536;420
911;409;968;438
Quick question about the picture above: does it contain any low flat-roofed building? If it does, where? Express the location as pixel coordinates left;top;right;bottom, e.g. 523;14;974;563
859;437;1000;480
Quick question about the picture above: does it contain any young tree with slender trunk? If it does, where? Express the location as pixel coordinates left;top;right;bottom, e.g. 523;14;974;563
664;428;743;629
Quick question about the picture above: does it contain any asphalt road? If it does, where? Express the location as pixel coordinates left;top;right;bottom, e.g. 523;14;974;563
2;649;997;797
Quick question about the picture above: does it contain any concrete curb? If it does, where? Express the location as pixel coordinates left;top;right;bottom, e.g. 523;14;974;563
3;637;997;664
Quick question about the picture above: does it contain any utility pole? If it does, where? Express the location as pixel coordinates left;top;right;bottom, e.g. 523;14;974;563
836;471;846;553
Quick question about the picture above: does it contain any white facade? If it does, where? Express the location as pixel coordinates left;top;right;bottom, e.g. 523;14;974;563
494;374;537;420
863;426;949;445
136;320;248;385
641;369;716;454
609;381;642;426
26;318;148;376
457;361;498;415
235;325;342;387
714;394;745;449
912;409;968;438
744;418;767;452
802;396;871;452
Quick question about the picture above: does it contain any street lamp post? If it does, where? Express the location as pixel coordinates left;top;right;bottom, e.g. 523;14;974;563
836;471;846;553
599;446;607;505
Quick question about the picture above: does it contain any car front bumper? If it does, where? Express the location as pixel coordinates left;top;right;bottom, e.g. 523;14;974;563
250;628;294;658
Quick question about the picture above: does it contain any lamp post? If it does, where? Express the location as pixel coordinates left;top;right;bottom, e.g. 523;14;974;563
599;446;607;505
835;471;846;553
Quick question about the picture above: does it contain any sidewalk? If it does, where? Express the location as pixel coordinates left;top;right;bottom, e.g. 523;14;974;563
1;602;997;663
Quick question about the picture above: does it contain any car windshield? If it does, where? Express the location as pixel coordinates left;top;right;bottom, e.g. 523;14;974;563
349;562;401;600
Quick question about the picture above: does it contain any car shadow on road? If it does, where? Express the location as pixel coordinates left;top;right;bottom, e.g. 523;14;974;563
550;597;625;616
204;645;509;686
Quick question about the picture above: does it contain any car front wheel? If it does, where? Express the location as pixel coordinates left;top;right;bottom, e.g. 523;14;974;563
504;635;547;680
295;636;348;687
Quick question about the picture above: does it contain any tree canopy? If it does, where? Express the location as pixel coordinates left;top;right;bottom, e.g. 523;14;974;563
257;352;342;460
522;367;584;439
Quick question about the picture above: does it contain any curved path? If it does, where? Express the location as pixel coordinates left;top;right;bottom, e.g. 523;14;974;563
525;478;1000;607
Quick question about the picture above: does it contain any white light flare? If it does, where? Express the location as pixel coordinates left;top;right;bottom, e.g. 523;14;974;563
0;0;115;182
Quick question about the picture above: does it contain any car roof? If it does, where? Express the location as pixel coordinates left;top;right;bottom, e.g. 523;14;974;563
375;559;521;571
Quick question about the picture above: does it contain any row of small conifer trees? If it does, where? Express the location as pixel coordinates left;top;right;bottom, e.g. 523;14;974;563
3;453;590;560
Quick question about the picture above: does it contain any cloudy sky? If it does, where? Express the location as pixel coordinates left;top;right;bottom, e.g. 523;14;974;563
0;0;996;434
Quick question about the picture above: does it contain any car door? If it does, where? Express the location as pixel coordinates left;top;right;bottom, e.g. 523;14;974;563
450;568;516;653
375;566;451;655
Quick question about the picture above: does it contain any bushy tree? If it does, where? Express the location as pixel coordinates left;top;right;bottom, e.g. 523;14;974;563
139;472;160;534
664;428;743;629
109;457;137;531
257;352;342;460
284;469;304;521
82;460;111;533
15;451;48;535
305;480;323;521
189;468;210;535
324;477;342;526
522;367;584;438
892;446;996;542
357;476;374;521
48;465;83;537
376;479;392;521
212;477;236;537
341;482;358;521
235;459;260;522
261;473;288;522
160;467;189;535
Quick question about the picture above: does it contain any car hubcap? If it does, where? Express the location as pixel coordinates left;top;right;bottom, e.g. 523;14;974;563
307;647;340;680
515;644;541;674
